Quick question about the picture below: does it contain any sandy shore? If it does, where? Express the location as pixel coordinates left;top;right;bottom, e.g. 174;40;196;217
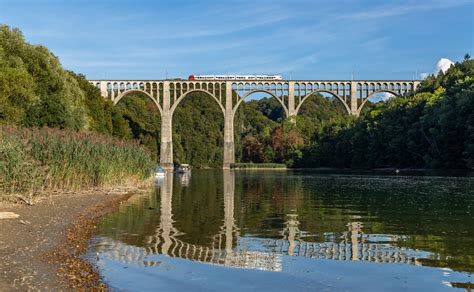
0;188;141;291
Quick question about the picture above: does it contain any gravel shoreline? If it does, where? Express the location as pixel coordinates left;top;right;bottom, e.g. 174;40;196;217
0;188;142;290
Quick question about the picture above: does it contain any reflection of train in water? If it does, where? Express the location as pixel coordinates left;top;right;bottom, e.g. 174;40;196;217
188;75;283;80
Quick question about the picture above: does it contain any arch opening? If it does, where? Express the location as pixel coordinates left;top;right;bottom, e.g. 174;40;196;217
172;91;225;168
359;91;398;115
296;91;351;125
170;89;224;116
114;91;162;161
233;91;288;164
114;89;162;115
232;89;288;119
296;90;351;116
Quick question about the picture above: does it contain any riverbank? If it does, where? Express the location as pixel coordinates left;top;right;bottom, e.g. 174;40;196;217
230;163;287;170
0;187;144;290
289;167;474;177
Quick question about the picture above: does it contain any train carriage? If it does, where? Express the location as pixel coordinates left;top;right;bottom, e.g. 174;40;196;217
188;74;282;80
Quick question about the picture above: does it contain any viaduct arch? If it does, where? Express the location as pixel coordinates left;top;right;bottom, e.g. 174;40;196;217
89;79;421;169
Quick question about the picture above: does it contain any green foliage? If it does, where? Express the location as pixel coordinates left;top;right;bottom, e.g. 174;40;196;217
298;93;348;122
114;92;161;159
247;97;285;122
296;93;351;147
234;99;278;163
69;71;113;134
111;107;133;139
0;25;86;129
172;92;224;168
0;27;38;124
234;93;347;167
0;66;36;123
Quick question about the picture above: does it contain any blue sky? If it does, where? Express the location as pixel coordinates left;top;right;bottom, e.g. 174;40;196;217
1;0;473;80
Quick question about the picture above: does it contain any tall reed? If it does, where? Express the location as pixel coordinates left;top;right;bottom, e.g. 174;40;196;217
0;126;155;202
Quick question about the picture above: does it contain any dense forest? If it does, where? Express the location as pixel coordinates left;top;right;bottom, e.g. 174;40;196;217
1;25;473;169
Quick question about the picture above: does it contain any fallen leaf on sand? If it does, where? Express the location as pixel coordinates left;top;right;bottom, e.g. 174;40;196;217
0;212;20;219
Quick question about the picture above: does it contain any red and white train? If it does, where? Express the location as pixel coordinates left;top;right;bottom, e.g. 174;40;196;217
188;74;283;80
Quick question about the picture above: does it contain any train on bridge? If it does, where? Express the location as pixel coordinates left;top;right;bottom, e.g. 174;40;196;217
188;74;283;80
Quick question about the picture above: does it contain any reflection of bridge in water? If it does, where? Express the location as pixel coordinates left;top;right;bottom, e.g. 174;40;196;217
93;171;426;271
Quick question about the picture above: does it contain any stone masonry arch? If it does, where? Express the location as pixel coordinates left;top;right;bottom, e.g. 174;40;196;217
114;89;163;115
295;90;351;115
170;89;225;116
232;89;289;119
357;90;402;115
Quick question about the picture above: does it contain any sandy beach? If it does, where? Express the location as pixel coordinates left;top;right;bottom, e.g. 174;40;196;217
0;188;140;290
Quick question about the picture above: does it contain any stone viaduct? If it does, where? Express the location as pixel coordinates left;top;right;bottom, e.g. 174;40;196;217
89;79;421;169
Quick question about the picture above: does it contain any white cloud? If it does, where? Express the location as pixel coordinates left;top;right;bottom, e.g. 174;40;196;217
417;58;454;79
435;58;454;74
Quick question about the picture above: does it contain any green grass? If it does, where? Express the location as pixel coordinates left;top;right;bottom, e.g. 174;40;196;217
0;126;155;203
230;163;287;169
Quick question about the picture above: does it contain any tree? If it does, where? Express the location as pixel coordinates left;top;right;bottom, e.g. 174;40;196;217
0;25;86;129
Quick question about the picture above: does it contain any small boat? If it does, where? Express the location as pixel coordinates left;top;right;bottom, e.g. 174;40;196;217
179;172;191;186
154;165;166;178
175;164;191;174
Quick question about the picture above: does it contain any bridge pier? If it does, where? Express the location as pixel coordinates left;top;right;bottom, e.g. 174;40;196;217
287;82;297;122
99;81;108;98
160;82;174;170
350;81;360;116
159;112;174;170
223;82;235;169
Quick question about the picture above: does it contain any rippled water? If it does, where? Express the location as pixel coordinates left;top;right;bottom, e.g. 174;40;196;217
87;170;474;291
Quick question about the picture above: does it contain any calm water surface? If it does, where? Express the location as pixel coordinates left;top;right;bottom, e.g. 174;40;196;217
87;170;474;291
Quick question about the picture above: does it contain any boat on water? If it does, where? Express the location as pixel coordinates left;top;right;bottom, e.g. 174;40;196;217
154;165;166;178
175;164;191;174
179;172;191;186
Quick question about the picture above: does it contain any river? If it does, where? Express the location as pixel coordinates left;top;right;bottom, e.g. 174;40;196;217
86;170;474;291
